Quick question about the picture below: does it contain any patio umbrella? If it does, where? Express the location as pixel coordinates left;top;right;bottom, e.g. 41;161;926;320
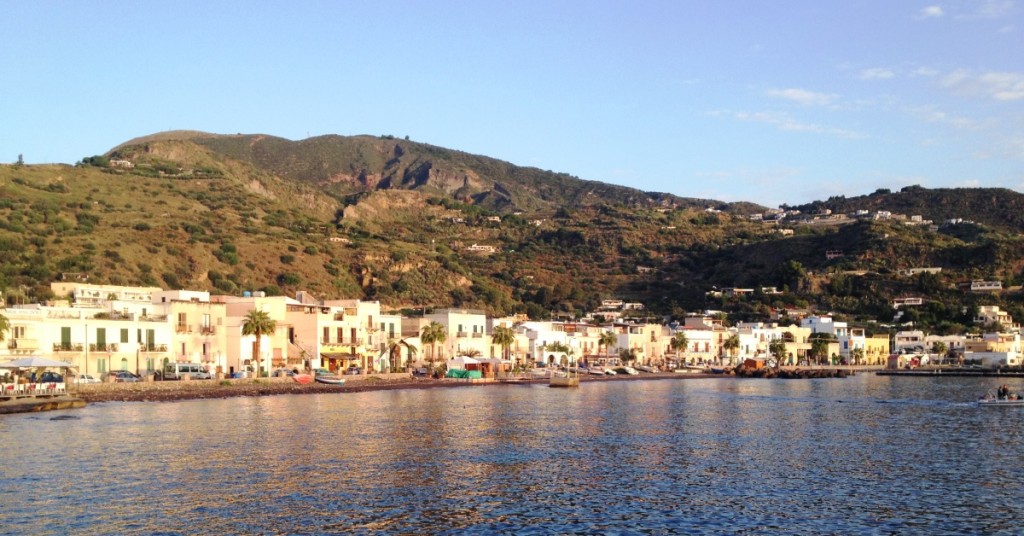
0;357;77;369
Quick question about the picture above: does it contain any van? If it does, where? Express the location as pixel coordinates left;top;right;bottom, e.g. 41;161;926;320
163;363;212;380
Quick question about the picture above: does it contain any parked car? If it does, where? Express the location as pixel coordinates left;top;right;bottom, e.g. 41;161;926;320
109;371;142;383
412;367;429;377
312;368;333;377
74;374;100;384
38;371;64;383
343;366;362;375
272;368;296;377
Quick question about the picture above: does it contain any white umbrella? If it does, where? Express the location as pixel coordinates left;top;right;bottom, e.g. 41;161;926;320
0;357;77;369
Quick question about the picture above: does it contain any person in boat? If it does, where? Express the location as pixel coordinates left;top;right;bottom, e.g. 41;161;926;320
997;385;1010;400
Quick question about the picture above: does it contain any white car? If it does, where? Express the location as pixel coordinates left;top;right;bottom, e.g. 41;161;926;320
74;374;101;384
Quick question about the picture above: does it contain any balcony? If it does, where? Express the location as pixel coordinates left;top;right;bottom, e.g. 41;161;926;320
456;332;468;338
141;344;169;353
89;343;119;352
200;326;216;335
472;332;484;338
53;343;85;352
175;324;190;334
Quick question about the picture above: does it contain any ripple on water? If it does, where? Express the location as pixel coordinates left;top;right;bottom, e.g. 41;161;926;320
1;375;1022;534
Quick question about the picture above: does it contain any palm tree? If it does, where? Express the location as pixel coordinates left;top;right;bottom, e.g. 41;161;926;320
386;338;418;372
420;322;447;369
241;309;276;378
599;331;617;362
809;334;831;366
722;334;740;365
670;331;689;365
768;338;787;369
0;313;9;344
491;325;516;366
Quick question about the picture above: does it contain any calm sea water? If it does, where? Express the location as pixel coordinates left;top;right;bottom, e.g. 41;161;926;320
2;374;1022;535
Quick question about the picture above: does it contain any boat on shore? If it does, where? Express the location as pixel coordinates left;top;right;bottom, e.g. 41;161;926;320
292;374;314;385
314;376;346;385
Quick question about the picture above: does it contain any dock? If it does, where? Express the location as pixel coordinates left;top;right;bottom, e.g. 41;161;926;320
0;396;86;415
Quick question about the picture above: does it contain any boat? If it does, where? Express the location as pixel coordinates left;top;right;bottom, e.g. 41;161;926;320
674;366;707;374
978;397;1024;407
529;368;552;379
292;374;314;385
588;367;607;376
634;365;657;373
314;375;346;386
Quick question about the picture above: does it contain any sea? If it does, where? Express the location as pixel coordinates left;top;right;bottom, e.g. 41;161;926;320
1;373;1022;535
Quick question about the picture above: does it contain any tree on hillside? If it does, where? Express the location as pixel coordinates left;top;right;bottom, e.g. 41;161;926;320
670;331;689;366
599;331;617;361
241;309;276;378
420;322;447;367
491;325;516;367
386;338;418;372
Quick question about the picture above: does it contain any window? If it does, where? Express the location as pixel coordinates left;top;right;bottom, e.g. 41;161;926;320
121;328;129;343
97;358;107;374
120;358;128;371
323;327;330;343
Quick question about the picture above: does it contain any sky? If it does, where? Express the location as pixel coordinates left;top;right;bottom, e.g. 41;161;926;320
1;1;1022;207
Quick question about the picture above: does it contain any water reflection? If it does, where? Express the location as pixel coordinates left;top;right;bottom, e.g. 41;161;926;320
1;375;1022;534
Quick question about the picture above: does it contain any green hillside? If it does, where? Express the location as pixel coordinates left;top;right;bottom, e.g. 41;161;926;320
2;131;1024;335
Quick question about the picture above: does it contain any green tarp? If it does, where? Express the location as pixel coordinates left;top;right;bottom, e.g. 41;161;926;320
446;369;482;379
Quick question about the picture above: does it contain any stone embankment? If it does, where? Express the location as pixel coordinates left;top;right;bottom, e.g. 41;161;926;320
73;374;461;404
733;366;853;379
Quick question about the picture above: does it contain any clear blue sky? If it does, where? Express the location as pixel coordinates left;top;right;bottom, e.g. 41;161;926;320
2;1;1021;207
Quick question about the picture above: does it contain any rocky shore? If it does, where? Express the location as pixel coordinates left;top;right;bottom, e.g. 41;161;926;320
68;367;867;405
73;376;471;404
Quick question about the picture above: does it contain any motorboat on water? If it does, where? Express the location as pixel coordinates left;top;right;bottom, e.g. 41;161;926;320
978;396;1024;407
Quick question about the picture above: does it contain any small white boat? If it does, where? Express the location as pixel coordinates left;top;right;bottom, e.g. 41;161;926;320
529;368;552;379
634;365;657;373
978;397;1024;407
588;367;607;376
674;366;707;374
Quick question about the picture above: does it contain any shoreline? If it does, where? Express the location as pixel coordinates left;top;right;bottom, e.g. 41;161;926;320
71;372;711;404
64;366;886;405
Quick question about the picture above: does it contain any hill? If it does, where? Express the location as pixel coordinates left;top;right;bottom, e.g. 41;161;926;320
2;131;1024;335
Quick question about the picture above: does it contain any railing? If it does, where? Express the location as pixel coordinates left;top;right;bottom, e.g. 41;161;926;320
472;332;484;338
456;332;468;338
53;343;84;352
9;338;41;350
200;326;216;335
138;315;168;322
141;344;168;352
89;343;118;352
175;324;190;333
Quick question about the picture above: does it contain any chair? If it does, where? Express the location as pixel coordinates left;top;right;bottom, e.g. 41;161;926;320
55;382;66;395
